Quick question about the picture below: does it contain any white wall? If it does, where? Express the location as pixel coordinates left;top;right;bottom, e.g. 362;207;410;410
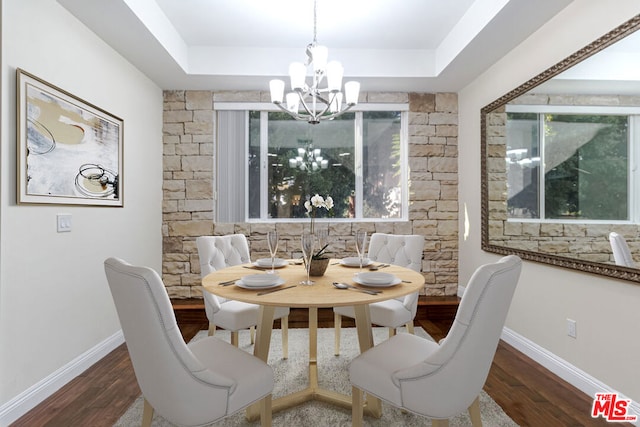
459;0;640;403
0;0;163;411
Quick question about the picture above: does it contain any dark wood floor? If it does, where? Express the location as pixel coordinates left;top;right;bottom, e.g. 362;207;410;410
12;300;628;427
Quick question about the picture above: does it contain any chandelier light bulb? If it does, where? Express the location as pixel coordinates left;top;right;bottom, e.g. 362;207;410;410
329;92;343;113
310;45;328;73
326;61;344;92
286;92;300;113
344;81;360;105
289;62;307;91
269;79;285;103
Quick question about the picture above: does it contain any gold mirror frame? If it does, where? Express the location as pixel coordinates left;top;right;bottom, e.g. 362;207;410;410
481;14;640;283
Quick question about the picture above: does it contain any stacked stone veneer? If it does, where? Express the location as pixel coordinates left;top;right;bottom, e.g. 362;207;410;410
163;91;459;298
486;93;640;265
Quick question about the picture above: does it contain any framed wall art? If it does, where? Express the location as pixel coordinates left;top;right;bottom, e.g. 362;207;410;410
16;69;123;206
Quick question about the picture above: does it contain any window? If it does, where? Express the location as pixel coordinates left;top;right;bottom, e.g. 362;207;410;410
217;106;408;222
506;108;635;221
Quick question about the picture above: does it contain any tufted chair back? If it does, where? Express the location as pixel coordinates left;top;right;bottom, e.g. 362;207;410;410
609;232;635;267
367;233;424;273
367;233;424;313
197;235;251;317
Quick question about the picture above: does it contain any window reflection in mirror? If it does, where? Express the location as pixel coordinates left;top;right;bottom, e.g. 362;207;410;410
481;14;640;282
506;110;631;221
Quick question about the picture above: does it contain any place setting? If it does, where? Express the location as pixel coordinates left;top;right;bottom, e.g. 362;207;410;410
353;271;402;288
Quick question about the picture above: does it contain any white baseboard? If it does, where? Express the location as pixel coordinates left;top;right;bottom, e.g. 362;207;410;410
0;330;124;426
501;327;639;426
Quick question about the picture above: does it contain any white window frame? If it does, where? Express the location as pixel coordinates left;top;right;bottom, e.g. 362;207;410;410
216;102;409;223
506;104;640;224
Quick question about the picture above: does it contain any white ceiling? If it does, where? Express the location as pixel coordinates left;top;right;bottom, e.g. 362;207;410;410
57;0;573;92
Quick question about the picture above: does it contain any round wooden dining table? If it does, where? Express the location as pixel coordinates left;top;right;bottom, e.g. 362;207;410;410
202;259;425;420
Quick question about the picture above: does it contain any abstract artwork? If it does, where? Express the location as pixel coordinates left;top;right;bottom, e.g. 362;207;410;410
17;69;123;206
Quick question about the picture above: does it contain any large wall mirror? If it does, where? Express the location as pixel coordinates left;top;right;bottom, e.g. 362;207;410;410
481;14;640;283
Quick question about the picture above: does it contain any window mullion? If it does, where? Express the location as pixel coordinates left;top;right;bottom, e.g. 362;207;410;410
539;115;546;220
401;111;409;220
354;112;363;219
260;111;269;220
631;116;638;222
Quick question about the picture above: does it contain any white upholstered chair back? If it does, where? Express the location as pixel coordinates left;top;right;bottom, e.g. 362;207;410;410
104;258;244;425
367;233;424;273
368;233;424;315
609;232;635;268
393;255;522;418
197;234;251;316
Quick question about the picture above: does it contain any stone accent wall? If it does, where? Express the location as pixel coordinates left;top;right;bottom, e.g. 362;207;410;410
162;91;459;298
486;93;640;265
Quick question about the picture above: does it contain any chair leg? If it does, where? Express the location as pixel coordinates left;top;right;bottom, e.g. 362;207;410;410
406;321;415;334
231;331;239;347
352;386;364;427
334;312;342;355
468;396;482;426
142;397;154;427
388;327;396;338
260;393;272;427
432;419;449;427
208;322;216;336
281;315;289;359
250;326;255;344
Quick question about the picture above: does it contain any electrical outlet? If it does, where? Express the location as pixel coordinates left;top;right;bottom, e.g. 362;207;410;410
57;214;72;232
567;318;577;338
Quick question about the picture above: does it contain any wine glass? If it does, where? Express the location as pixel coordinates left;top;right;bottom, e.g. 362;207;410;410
354;230;367;274
315;229;328;255
300;232;316;285
267;230;279;274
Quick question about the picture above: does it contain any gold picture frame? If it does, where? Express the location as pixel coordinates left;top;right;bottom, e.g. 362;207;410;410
16;69;123;206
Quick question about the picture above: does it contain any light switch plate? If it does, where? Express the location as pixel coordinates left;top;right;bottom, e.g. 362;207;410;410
57;214;72;232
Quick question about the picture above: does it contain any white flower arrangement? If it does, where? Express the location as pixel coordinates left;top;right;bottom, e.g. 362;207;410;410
304;194;333;259
304;194;334;214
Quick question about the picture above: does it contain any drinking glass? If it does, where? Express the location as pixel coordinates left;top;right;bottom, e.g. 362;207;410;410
267;230;279;274
300;232;316;285
354;230;367;274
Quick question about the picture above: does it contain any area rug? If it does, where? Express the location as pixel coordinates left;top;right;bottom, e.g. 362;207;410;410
115;327;517;426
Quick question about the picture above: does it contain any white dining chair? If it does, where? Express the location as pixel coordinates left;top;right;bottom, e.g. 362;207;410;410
350;255;522;427
609;232;635;267
333;233;425;355
197;234;290;358
104;257;273;427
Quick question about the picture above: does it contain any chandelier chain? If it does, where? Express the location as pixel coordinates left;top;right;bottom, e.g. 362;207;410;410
313;0;318;44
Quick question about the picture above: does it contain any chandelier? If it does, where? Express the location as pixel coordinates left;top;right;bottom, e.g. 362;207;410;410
289;140;328;171
269;0;360;125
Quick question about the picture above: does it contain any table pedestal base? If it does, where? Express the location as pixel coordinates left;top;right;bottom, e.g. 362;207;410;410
246;306;382;421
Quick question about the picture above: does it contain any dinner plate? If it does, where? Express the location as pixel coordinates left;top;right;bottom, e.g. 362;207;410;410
356;272;395;284
353;274;401;288
235;278;286;290
254;258;288;268
240;274;280;287
340;257;372;267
